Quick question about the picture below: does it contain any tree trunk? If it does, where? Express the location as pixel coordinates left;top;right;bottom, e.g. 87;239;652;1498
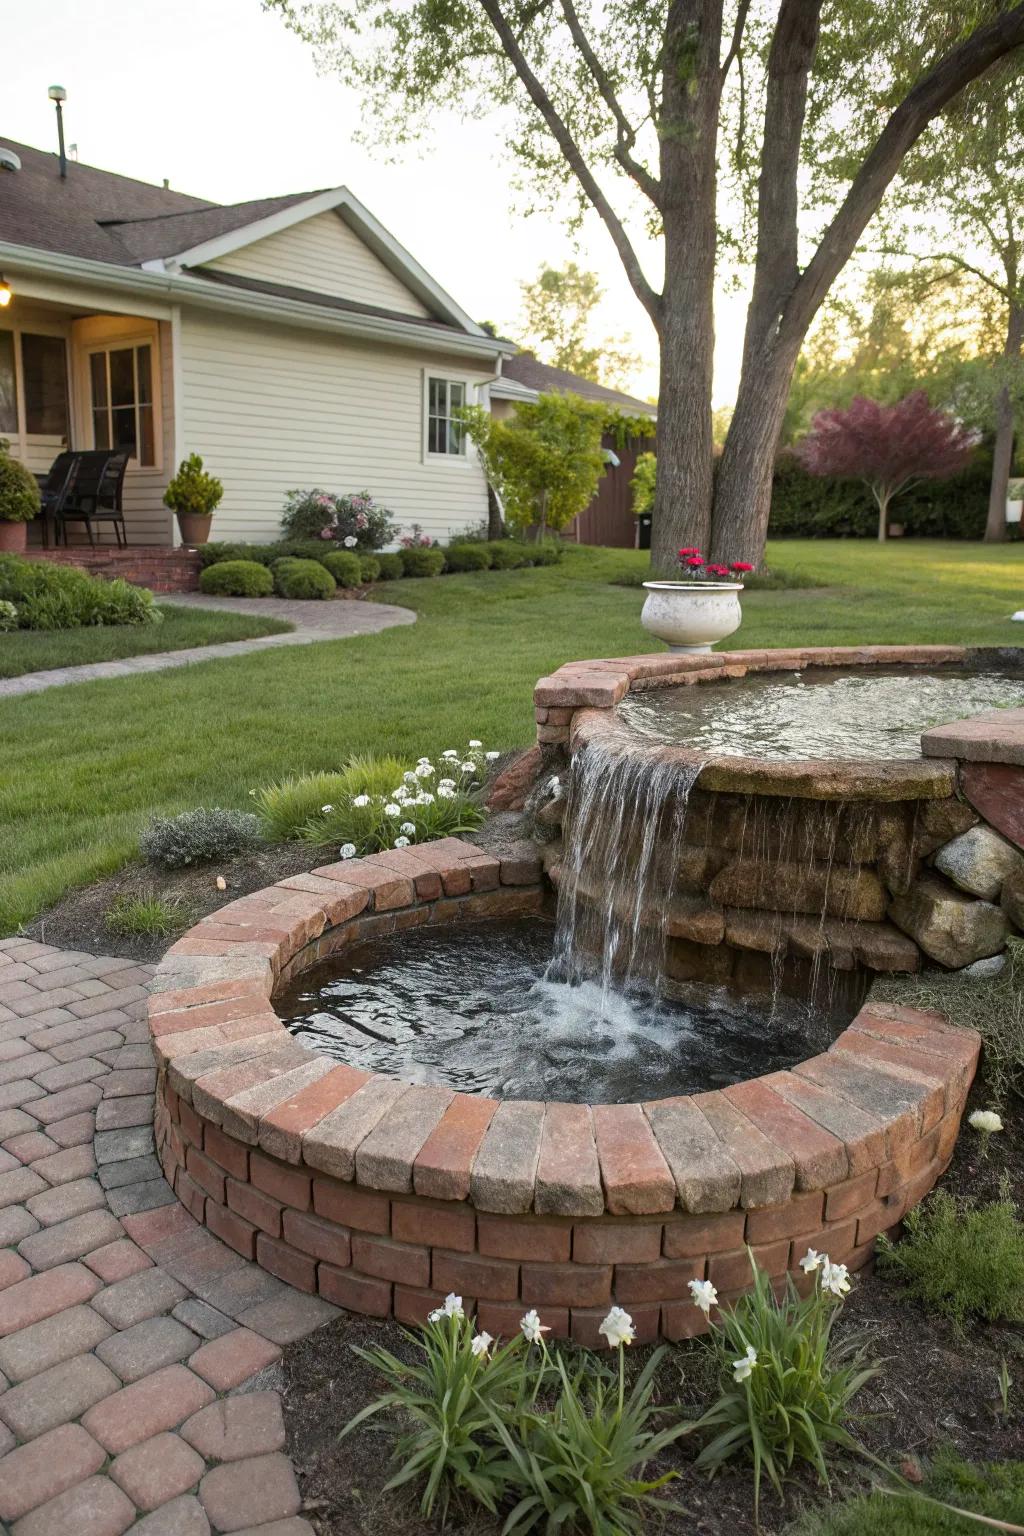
876;486;890;542
710;342;802;565
486;482;504;540
985;299;1023;543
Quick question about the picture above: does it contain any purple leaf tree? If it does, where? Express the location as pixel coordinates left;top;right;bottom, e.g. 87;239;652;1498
795;392;980;541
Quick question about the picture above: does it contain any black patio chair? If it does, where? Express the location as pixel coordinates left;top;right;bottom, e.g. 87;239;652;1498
55;450;130;548
35;451;81;550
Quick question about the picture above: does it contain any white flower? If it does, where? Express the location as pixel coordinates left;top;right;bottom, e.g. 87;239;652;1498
688;1278;718;1316
339;843;357;860
426;1293;464;1324
438;786;456;800
353;794;370;808
486;751;499;761
470;1331;493;1359
442;750;459;760
415;763;434;779
403;771;419;785
799;1249;823;1275
598;1306;635;1348
520;1309;550;1345
418;792;435;805
468;739;482;748
394;836;410;848
321;804;334;814
461;761;476;773
343;535;357;547
417;756;432;765
969;1109;1004;1134
732;1344;758;1383
384;803;401;816
438;778;456;790
821;1261;851;1298
400;822;416;836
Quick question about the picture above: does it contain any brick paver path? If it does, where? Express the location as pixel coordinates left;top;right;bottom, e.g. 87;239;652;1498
0;936;337;1535
0;593;416;699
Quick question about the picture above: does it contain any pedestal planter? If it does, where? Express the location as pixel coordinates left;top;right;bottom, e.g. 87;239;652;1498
641;580;743;652
0;520;28;554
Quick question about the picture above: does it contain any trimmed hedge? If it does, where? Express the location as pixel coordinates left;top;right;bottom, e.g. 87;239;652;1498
376;552;404;580
444;543;493;572
272;557;337;599
359;554;381;583
398;545;446;577
486;540;531;569
319;550;363;588
199;560;274;597
769;447;1000;539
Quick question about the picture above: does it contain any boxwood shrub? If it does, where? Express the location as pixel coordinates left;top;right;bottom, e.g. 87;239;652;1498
0;555;161;630
358;554;381;582
398;545;446;577
272;557;337;599
319;550;363;588
486;540;531;569
199;560;274;597
444;543;493;572
375;552;404;580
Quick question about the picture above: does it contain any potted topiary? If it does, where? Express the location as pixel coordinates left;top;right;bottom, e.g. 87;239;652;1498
0;441;41;553
163;453;223;545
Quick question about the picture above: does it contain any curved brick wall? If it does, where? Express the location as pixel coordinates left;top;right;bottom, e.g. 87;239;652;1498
149;835;980;1343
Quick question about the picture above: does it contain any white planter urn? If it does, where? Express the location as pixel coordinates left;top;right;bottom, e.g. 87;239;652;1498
640;581;744;653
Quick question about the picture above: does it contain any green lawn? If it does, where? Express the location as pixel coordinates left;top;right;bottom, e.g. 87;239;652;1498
0;604;292;679
1;539;1021;934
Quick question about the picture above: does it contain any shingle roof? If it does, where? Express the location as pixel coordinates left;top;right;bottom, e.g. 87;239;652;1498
500;351;657;417
103;192;324;262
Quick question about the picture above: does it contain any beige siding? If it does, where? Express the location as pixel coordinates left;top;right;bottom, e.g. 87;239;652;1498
204;212;433;318
178;309;491;543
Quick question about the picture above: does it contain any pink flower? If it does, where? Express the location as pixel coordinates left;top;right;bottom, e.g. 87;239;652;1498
319;526;334;540
685;556;704;568
355;512;368;529
730;561;754;572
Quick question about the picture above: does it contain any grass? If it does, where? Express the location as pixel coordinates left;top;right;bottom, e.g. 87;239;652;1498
104;892;195;939
1;538;1022;934
786;1454;1024;1533
0;604;293;679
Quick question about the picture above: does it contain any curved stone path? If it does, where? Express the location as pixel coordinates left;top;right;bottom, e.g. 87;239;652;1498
0;934;335;1535
0;593;416;700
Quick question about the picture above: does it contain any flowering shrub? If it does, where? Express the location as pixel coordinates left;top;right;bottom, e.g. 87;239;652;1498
253;756;409;840
399;523;436;548
690;1249;876;1517
675;547;755;581
279;488;397;550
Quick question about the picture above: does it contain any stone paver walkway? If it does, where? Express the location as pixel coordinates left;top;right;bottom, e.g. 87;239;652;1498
0;935;337;1535
0;593;415;699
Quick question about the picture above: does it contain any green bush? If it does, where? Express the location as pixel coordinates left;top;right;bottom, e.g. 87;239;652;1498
0;449;42;523
444;542;493;572
196;542;265;569
139;807;263;868
877;1185;1024;1334
359;554;381;582
319;550;363;588
376;552;404;580
529;541;564;566
198;540;344;570
0;598;17;631
199;560;274;597
272;557;336;600
787;1454;1024;1534
0;556;161;630
769;446;998;539
398;545;446;578
486;540;531;569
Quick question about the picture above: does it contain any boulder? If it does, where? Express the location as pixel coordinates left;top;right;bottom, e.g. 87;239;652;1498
932;825;1024;901
1003;865;1024;931
487;745;543;811
914;796;980;858
666;895;726;946
889;874;1010;969
709;857;888;922
957;954;1007;979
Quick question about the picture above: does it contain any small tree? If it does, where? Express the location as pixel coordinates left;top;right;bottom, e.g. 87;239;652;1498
795;392;979;542
518;263;641;389
460;393;607;539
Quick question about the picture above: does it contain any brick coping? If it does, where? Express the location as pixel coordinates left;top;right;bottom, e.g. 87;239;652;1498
147;838;979;1340
534;645;1024;801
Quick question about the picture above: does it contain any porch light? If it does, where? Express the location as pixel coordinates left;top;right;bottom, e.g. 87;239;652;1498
0;277;11;308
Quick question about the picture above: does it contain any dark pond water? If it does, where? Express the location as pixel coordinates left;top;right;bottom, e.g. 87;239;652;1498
618;665;1024;761
277;918;838;1104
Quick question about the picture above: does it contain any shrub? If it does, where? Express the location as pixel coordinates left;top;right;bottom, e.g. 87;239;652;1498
105;893;193;938
0;599;16;631
319;550;362;588
768;446;997;540
398;545;446;578
376;552;404;580
253;755;409;840
787;1453;1024;1534
692;1250;876;1519
359;554;381;582
272;558;336;600
280;488;397;549
139;808;263;868
199;560;274;597
196;542;265;569
444;542;493;572
163;453;223;519
876;1184;1024;1334
0;450;41;523
0;557;161;630
486;540;531;569
529;541;564;566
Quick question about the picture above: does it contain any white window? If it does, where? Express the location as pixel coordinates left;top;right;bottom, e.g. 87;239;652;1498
426;376;466;456
87;342;156;467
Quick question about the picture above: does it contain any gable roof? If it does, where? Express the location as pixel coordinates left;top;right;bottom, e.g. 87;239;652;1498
103;192;321;263
497;351;657;417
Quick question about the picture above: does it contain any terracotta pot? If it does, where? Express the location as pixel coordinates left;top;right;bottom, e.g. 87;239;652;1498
176;512;213;546
0;520;28;554
640;580;744;653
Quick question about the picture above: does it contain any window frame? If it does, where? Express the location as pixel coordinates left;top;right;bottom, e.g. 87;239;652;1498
422;371;472;463
0;320;73;455
84;336;160;470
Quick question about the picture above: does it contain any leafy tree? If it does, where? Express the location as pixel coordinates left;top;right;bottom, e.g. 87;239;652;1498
795;392;979;541
630;451;657;517
517;263;641;388
268;0;1024;569
459;392;607;537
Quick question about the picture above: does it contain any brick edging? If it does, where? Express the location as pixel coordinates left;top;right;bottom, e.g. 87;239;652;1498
148;837;979;1340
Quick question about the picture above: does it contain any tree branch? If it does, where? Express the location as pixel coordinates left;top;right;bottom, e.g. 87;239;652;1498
720;0;751;83
557;0;662;205
876;245;1012;301
478;0;662;324
782;2;1024;348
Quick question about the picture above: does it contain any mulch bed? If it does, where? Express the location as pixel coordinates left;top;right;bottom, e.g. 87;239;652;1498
281;1069;1024;1536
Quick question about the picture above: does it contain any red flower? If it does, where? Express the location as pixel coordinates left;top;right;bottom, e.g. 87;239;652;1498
707;564;729;577
730;561;754;572
685;556;704;567
678;547;700;557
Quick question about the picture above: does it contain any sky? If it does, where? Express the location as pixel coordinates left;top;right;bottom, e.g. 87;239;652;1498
3;0;752;404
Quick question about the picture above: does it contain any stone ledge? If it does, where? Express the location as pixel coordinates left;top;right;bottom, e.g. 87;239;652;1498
922;707;1024;767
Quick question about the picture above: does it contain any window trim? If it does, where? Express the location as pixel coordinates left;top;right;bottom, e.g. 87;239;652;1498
0;319;73;455
422;370;472;465
83;334;161;471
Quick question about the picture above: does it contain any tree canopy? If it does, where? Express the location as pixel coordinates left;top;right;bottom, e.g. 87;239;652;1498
517;263;641;388
459;393;608;536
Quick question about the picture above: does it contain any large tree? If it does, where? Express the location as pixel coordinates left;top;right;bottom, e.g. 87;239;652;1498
267;0;1024;569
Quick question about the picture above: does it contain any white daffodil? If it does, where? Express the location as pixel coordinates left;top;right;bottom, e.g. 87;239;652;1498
442;750;459;760
598;1306;635;1348
438;786;456;799
470;1331;494;1359
732;1344;758;1383
384;803;401;816
468;739;482;748
415;763;434;779
340;844;357;859
418;792;435;805
688;1278;718;1316
520;1309;550;1345
438;778;456;790
486;751;499;761
399;822;416;836
353;794;370;808
394;836;410;848
969;1109;1004;1134
821;1261;851;1298
428;1293;463;1321
460;761;476;773
799;1249;823;1275
403;771;419;785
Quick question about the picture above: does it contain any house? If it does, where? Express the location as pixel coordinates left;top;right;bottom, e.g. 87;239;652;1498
490;351;656;548
0;138;514;554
